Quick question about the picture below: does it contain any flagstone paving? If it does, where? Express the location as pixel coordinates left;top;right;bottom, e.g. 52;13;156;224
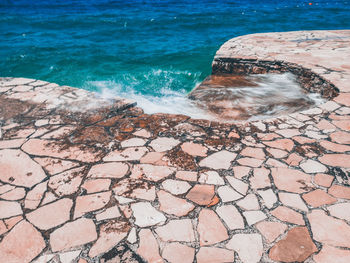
0;30;350;262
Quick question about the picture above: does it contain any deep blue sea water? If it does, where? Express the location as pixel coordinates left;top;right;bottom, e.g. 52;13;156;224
1;0;350;114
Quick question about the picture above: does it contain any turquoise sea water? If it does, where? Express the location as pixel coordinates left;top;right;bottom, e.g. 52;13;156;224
1;0;350;114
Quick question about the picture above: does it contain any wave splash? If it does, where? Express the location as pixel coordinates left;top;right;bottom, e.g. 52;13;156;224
85;70;326;121
83;68;210;119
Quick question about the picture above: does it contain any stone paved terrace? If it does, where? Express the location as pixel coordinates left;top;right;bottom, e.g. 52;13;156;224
0;30;350;263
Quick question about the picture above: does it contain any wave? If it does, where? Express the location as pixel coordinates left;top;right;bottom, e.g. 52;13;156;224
83;68;211;119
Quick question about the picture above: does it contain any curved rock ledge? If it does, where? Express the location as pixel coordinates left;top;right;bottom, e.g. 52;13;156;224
1;30;350;263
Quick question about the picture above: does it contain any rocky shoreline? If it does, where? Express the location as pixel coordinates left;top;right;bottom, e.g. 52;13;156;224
1;30;350;262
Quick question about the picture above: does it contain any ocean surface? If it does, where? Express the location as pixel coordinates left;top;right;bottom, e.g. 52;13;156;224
1;0;350;116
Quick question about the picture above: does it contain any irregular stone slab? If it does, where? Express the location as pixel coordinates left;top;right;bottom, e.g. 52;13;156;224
226;234;263;263
81;178;111;194
34;157;79;175
197;209;229;246
162;179;192;195
226;176;248;195
271;167;312;193
74;191;111;219
256;221;287;243
313;245;350;263
158;190;194;216
241;147;265;160
319;154;350;168
131;164;175;182
0;220;45;263
0;187;25;201
302;189;337;207
264;139;294;151
243;210;267;225
22;139;100;163
87;162;129;179
113;178;155;201
199;150;237;169
181;142;208;158
137;229;163;263
95;205;121;221
48;167;85;197
89;221;130;258
175;170;198;181
279;192;308;212
217;185;243;202
0;138;26;149
131;202;166;227
24;181;48;210
121;138;147;148
257;189;277;209
271;206;305;225
314;173;334;187
308;209;350;248
330;131;350;144
186;185;216;205
50;218;97;252
149;137;180;152
0;149;46;188
300;160;327;173
249;168;271;189
103;147;148;162
269;227;317;262
59;250;81;263
162;242;195;263
327;203;350;221
198;171;225;185
237;193;260;210
0;200;22;219
216;205;244;230
26;198;72;230
328;184;350;199
155;219;195;242
237;157;264;168
196;247;235;263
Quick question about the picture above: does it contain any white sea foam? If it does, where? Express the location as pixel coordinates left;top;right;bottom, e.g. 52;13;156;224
86;71;326;121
